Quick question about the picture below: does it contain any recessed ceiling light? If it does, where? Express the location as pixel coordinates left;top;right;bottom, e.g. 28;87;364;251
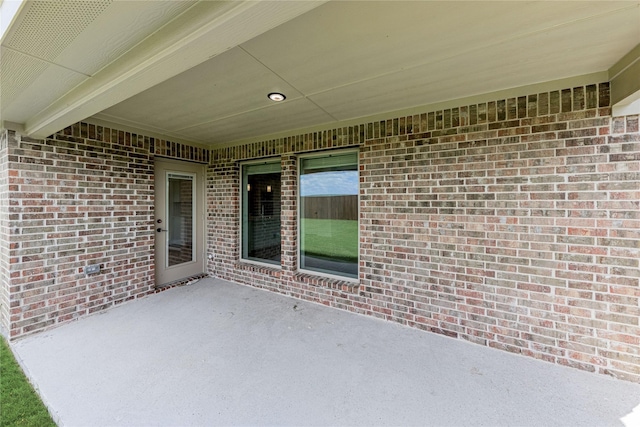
267;92;286;102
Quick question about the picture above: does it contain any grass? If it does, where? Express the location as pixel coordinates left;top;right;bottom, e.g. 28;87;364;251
0;337;56;427
301;218;358;262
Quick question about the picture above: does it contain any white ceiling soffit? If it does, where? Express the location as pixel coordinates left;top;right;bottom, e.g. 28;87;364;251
2;1;639;146
0;0;326;138
95;1;640;147
2;0;195;123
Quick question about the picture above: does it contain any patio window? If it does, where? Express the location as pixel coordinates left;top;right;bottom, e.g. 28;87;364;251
299;150;358;279
241;160;281;266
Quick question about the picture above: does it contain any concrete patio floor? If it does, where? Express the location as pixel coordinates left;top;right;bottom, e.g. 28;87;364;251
10;277;640;427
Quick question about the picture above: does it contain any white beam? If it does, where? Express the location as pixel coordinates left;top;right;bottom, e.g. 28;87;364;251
609;43;640;112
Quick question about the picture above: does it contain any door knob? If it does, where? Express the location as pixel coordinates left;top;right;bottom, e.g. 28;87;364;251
156;228;168;232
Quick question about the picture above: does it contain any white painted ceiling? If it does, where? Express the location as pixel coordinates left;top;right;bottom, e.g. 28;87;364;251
1;1;639;147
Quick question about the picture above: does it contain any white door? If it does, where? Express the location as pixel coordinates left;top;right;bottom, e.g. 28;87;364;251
154;159;205;285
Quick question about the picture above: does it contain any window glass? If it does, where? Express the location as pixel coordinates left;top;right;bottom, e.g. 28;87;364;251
300;151;358;278
167;174;194;266
242;161;281;265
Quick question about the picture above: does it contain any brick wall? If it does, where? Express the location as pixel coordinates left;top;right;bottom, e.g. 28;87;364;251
0;123;207;338
0;81;637;382
1;127;154;337
0;130;10;336
207;82;640;382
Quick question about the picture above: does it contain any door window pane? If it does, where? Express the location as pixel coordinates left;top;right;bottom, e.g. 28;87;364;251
300;151;358;278
167;174;194;267
242;162;281;265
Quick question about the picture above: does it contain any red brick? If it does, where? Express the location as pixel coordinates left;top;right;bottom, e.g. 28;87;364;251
3;81;639;383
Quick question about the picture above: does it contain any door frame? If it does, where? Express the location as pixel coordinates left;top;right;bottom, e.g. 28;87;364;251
154;158;206;286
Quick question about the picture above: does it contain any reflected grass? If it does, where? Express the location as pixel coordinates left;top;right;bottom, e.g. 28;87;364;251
301;218;358;262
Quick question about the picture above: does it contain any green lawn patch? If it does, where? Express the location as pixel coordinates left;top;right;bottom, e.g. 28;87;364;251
0;337;56;427
301;218;358;262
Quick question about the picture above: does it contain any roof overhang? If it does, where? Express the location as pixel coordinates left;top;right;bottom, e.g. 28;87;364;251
1;1;639;146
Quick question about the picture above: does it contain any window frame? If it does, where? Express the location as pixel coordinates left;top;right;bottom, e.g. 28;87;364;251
297;149;360;282
239;157;282;269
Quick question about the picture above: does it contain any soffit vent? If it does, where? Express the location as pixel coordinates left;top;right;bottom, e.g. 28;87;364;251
6;0;113;62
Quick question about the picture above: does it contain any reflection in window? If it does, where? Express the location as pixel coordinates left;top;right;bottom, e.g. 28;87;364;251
299;151;358;278
241;161;281;265
167;174;194;267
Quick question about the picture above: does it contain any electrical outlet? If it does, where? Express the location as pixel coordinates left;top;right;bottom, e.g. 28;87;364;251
85;264;101;275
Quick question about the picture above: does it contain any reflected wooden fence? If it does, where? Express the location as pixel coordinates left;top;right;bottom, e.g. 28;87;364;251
301;195;358;220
